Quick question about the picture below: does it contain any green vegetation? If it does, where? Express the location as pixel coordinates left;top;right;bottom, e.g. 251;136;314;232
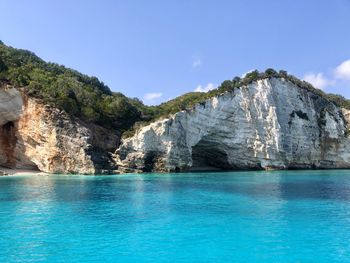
0;41;149;130
152;68;350;118
1;40;350;136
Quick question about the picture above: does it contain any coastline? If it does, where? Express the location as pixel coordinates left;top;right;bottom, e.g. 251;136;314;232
0;166;47;176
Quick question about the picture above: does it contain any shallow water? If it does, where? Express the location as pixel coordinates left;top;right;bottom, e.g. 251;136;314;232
1;170;350;262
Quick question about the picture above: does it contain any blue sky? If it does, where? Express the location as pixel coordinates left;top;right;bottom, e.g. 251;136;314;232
1;0;350;105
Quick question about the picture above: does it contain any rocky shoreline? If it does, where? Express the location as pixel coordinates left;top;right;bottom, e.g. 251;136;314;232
0;166;47;176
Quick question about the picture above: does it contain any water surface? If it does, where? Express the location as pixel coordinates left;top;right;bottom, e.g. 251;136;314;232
1;170;350;262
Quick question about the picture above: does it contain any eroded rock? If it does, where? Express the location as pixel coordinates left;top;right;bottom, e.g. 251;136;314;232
0;86;119;174
116;78;350;172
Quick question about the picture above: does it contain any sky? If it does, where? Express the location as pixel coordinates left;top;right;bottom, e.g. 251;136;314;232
1;0;350;105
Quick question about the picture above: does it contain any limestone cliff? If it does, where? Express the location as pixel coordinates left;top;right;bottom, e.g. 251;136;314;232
0;85;119;174
116;78;350;172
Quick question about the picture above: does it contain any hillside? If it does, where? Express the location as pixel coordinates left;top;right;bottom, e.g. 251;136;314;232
3;41;350;174
0;41;152;131
1;40;350;135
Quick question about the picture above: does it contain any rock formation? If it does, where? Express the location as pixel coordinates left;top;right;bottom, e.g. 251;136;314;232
116;78;350;172
0;84;118;174
2;77;350;174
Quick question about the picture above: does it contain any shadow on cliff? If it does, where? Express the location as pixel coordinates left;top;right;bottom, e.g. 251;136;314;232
0;119;40;171
0;121;17;168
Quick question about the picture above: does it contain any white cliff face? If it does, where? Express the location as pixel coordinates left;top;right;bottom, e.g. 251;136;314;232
0;87;119;174
116;78;350;172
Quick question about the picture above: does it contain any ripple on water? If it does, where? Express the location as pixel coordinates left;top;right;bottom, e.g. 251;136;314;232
0;170;350;262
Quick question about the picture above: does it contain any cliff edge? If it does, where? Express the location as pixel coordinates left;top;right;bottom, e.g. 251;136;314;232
115;78;350;172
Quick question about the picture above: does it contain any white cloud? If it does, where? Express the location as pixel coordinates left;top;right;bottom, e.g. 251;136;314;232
194;83;216;92
192;58;202;68
143;92;163;100
301;59;350;93
334;59;350;80
303;72;333;90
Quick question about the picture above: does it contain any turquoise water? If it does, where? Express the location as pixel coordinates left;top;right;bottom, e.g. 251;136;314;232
1;171;350;262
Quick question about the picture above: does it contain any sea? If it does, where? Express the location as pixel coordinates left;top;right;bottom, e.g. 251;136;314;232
1;170;350;262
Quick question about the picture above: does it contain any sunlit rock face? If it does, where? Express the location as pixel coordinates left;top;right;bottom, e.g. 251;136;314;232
0;86;119;174
116;78;350;172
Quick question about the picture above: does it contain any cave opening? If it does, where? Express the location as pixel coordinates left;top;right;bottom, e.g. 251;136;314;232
0;121;17;168
191;138;232;171
0;121;40;171
143;151;160;172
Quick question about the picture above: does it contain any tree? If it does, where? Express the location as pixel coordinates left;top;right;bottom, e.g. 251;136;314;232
232;76;241;83
265;68;278;77
279;70;288;78
0;58;7;72
219;80;234;91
